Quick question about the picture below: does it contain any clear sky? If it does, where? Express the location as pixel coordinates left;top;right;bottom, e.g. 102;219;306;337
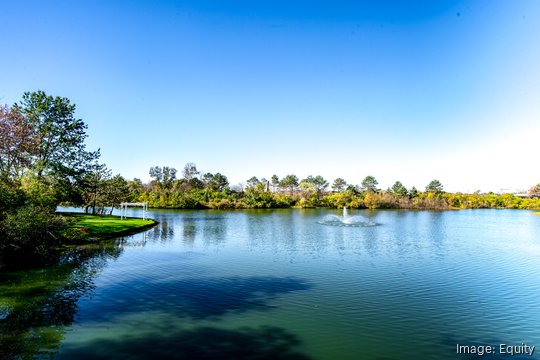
2;0;539;192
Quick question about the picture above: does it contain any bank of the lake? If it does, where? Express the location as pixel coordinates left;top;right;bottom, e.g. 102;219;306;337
60;212;158;241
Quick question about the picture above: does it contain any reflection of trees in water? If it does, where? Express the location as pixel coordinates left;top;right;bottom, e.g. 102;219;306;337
57;274;312;359
182;223;197;244
0;241;123;359
178;216;228;246
201;218;227;245
245;212;299;254
146;220;174;242
75;276;311;321
58;325;312;360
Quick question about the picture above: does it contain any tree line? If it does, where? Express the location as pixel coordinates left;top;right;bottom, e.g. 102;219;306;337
121;165;540;210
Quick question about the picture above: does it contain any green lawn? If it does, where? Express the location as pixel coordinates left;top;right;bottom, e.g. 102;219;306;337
60;212;156;238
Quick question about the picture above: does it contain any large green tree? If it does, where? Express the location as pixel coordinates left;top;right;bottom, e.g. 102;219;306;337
361;175;379;193
391;181;408;196
103;175;130;214
149;166;177;190
203;172;229;191
425;179;444;194
280;174;299;195
301;175;328;199
14;91;98;183
331;178;347;192
82;162;111;214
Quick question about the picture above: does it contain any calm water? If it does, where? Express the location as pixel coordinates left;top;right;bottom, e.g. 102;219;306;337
1;208;540;359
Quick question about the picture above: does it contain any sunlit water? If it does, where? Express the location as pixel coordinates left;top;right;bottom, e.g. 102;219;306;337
2;208;540;359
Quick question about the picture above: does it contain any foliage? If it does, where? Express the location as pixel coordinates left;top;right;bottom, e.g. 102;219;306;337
19;173;58;208
0;185;27;213
80;162;111;214
0;205;66;268
202;172;229;191
425;179;444;195
361;175;379;193
149;166;177;190
331;178;347;192
182;162;200;181
0;105;37;183
14;91;98;189
133;167;540;211
280;174;299;195
301;175;328;200
271;175;280;191
391;181;408;196
529;184;540;198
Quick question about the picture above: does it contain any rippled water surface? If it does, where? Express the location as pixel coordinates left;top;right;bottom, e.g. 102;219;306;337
2;209;540;359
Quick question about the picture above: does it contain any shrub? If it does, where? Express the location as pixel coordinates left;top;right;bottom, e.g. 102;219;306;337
0;205;66;268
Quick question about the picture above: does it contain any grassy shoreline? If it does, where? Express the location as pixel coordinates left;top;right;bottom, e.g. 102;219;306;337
59;212;158;240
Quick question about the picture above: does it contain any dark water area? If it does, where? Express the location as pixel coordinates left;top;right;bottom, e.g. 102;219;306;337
1;208;539;359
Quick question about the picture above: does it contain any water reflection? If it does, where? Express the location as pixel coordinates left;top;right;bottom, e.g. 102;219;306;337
182;223;197;244
0;241;124;359
146;220;175;242
58;325;312;360
77;276;311;321
201;218;228;246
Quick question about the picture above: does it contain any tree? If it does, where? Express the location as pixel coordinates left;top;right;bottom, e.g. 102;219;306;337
280;174;299;195
203;172;229;191
183;162;199;181
529;184;540;198
181;163;203;189
127;178;143;201
361;175;379;193
149;166;163;184
391;181;408;196
162;167;177;189
299;179;317;204
301;175;328;199
246;176;260;189
103;175;129;214
426;179;444;194
14;91;98;183
332;178;347;192
149;166;177;190
409;186;419;198
82;162;111;215
212;173;229;191
0;105;37;183
271;175;280;192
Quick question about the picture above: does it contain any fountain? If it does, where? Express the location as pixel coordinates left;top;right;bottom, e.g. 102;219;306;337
317;207;377;227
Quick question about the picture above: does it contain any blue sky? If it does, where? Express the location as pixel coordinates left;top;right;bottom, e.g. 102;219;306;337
2;0;539;192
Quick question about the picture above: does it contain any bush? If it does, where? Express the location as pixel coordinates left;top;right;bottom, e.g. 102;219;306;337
0;205;66;268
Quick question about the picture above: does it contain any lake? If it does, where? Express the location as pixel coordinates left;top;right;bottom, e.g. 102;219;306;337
1;208;540;359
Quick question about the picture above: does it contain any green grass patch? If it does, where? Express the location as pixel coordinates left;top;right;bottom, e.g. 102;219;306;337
59;212;157;238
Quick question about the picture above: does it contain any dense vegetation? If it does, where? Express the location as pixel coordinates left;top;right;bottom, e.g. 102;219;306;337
123;165;540;210
1;91;539;267
0;92;131;268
